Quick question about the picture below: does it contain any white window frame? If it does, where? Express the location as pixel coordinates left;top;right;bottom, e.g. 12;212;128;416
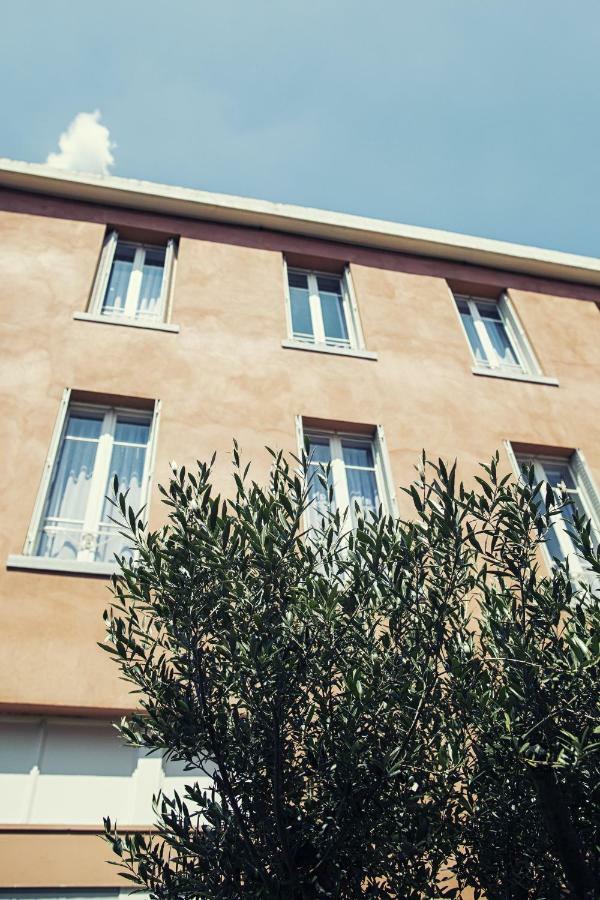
89;230;177;324
24;398;159;564
284;262;366;351
454;292;540;376
505;442;600;578
296;418;397;524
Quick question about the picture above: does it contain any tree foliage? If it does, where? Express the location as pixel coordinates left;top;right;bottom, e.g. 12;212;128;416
102;447;600;899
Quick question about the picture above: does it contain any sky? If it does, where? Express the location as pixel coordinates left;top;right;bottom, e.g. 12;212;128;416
1;0;599;256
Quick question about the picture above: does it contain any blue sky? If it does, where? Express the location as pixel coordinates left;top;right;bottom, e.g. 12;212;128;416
1;0;599;255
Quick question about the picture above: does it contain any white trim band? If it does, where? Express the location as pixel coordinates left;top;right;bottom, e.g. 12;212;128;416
472;367;559;386
281;340;378;361
73;312;180;333
6;554;117;577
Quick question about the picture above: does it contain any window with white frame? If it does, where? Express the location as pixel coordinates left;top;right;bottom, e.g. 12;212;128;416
30;401;156;564
0;717;210;827
90;230;176;324
512;449;600;573
285;266;364;350
454;293;539;375
302;427;395;529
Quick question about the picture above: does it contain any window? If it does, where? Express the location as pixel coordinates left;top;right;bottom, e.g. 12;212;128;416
511;448;600;574
454;293;538;376
285;266;364;351
90;230;176;324
29;399;156;564
301;425;396;529
0;717;209;827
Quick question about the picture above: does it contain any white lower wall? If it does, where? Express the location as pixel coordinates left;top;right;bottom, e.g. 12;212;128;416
0;717;211;826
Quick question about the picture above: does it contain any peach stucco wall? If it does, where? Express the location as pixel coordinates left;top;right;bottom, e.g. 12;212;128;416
0;829;129;887
0;188;599;887
1;189;599;716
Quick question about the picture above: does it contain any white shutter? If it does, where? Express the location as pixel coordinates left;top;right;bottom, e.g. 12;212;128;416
342;266;365;350
498;292;540;375
158;237;177;322
282;256;293;339
294;414;305;458
503;439;521;481
24;388;72;555
572;449;600;529
375;424;399;517
89;229;118;314
142;400;162;524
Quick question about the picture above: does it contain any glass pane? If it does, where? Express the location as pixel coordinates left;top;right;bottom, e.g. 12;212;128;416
114;420;150;445
101;444;147;519
102;245;135;316
475;300;502;321
288;272;308;290
289;279;313;340
342;442;374;469
307;437;331;466
318;277;349;345
540;461;576;491
545;520;566;561
458;306;488;366
95;524;134;563
306;436;333;525
65;415;102;440
522;459;575;563
342;440;379;526
37;526;86;561
540;460;586;548
483;318;520;368
345;467;379;522
98;418;150;561
101;416;149;500
36;414;102;559
137;248;165;320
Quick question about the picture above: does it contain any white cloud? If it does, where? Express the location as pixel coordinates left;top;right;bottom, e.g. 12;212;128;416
46;110;115;176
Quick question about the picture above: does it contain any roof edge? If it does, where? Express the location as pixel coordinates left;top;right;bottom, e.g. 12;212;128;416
1;158;600;287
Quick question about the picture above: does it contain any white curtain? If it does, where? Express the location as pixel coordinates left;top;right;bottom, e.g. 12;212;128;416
102;251;134;315
98;421;149;561
136;249;165;319
37;416;101;559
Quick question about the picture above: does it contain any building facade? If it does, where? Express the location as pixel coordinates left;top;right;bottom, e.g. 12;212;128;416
0;159;599;896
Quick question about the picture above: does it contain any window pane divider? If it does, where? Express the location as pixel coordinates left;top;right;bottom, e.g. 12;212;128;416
308;273;326;344
123;247;145;319
329;436;351;519
79;410;116;561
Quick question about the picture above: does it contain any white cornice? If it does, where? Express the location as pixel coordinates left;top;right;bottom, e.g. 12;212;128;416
1;158;599;287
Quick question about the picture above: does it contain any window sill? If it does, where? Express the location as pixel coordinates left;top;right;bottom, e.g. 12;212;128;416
472;367;559;387
6;554;117;577
73;312;180;333
281;340;378;361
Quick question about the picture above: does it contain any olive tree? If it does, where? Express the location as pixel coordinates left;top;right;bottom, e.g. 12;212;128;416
450;460;600;899
101;447;599;898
